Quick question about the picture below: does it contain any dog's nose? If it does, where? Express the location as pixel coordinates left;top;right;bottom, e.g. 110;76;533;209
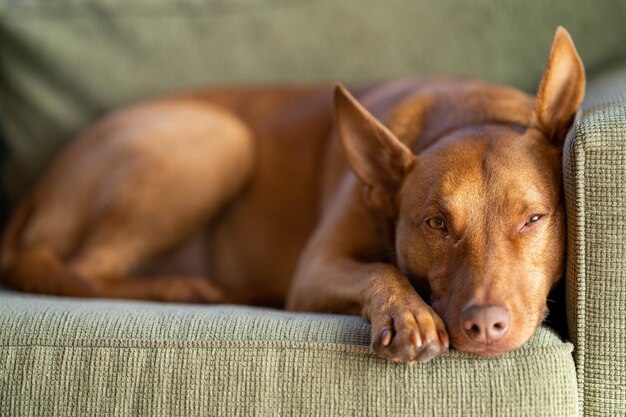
461;304;510;344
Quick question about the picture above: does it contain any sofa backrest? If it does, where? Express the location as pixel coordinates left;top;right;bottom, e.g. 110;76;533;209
1;0;625;203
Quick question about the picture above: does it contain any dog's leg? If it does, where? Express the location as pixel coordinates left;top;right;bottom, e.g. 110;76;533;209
4;243;226;302
287;177;449;363
291;259;447;363
2;100;254;302
288;85;447;363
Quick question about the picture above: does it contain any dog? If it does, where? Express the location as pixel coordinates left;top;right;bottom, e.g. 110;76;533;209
0;27;584;363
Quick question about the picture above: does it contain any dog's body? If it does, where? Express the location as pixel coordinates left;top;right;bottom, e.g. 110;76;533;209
1;28;585;362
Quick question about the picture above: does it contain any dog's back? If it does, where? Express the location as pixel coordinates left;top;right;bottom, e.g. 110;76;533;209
0;79;549;301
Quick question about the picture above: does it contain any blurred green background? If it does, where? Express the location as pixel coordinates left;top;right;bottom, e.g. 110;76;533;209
1;0;625;206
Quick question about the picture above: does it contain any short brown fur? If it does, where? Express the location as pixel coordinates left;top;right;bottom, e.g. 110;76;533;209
1;27;585;362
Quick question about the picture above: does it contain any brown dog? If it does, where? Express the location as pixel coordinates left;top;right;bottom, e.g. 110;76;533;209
0;27;584;363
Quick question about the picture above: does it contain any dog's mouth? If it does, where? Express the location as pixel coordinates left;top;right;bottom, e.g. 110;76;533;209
448;335;527;357
455;345;513;357
433;299;548;356
447;323;539;356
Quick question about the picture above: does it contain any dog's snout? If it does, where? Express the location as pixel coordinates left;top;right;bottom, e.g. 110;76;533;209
461;304;510;344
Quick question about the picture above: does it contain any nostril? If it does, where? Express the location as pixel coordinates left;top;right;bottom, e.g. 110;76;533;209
485;309;510;342
491;321;508;337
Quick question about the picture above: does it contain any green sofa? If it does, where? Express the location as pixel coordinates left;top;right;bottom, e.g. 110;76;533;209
0;1;624;416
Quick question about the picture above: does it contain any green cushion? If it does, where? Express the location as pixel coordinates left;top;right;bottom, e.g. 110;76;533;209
564;65;626;417
0;289;578;416
2;0;626;201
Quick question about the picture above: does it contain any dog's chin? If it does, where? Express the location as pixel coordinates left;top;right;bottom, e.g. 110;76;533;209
448;328;537;357
451;338;523;357
454;344;518;357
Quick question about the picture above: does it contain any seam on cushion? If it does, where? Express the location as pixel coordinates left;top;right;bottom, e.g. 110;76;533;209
0;338;574;358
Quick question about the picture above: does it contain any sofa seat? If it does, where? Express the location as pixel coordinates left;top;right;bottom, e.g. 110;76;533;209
0;288;578;417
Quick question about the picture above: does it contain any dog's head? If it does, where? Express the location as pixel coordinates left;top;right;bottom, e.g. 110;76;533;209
335;27;585;355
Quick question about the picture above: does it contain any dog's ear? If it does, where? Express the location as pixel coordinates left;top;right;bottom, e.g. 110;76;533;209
334;83;415;215
532;26;585;147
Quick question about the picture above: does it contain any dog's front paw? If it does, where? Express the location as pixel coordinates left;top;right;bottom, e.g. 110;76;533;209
371;304;449;364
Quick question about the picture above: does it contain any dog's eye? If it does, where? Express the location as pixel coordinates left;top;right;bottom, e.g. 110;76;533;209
527;214;542;224
427;217;446;230
520;214;545;233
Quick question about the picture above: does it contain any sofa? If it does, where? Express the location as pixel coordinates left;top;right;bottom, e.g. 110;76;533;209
0;1;624;416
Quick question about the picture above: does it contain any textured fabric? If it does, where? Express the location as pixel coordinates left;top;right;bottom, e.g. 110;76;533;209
0;289;578;417
563;65;626;417
1;0;626;201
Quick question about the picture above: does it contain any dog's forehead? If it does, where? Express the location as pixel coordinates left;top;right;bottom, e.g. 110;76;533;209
405;126;556;212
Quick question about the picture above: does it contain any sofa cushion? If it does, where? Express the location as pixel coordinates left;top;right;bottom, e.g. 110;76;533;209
0;289;578;416
1;0;626;201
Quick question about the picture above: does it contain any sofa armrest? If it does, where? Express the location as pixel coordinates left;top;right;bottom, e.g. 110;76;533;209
563;64;626;417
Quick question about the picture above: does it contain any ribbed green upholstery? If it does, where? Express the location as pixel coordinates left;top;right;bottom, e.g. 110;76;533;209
564;66;626;417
